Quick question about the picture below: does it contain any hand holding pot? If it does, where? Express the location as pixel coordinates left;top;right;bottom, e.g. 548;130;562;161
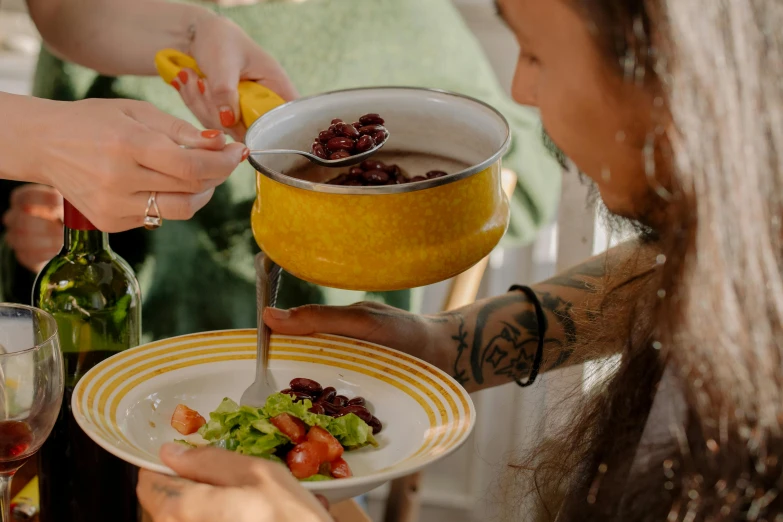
169;14;298;142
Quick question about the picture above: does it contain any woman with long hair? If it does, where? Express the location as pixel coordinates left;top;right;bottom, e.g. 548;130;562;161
138;0;783;520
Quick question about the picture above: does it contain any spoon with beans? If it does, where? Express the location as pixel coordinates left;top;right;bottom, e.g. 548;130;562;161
248;114;390;168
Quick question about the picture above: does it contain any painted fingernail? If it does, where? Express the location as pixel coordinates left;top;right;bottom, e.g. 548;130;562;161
177;70;189;85
266;307;290;320
241;148;250;161
171;80;181;91
197;78;206;95
201;129;221;139
219;108;235;127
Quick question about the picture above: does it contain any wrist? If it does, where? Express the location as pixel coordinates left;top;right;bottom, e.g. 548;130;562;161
0;94;52;185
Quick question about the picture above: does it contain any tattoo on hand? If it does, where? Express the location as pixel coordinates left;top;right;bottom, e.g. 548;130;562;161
152;482;183;498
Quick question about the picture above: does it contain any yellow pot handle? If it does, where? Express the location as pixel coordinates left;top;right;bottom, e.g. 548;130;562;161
154;49;286;129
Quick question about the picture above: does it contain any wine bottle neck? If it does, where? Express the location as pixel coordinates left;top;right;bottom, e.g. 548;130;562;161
62;200;110;254
64;228;110;254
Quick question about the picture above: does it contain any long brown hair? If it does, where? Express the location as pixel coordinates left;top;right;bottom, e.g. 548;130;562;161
512;1;783;520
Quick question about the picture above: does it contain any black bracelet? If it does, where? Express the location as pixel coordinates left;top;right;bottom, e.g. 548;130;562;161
509;285;547;387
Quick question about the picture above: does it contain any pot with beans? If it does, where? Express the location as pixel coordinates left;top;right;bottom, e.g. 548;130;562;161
244;87;511;291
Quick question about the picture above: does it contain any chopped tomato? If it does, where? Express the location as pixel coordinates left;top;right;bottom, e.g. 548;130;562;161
306;426;344;462
330;458;352;479
286;442;322;479
271;413;307;443
170;404;206;435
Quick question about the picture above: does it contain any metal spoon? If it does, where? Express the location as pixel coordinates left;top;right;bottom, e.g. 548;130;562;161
248;131;390;168
240;251;281;407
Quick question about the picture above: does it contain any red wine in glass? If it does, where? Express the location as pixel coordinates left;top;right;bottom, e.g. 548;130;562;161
0;421;33;473
0;304;64;522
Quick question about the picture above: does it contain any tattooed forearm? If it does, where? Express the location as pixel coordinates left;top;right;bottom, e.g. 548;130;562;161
445;241;659;391
451;289;577;389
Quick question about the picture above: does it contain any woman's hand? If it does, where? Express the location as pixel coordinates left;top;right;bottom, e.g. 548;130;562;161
263;302;455;373
173;14;299;142
27;97;248;233
2;184;63;273
137;444;332;522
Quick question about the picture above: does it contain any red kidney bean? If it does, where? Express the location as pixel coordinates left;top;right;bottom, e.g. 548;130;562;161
290;391;314;402
335;123;360;139
334;405;373;423
358;125;385;136
309;403;326;415
360;160;385;171
318;130;336;143
311;115;385;160
368;416;383;434
281;388;293;395
290;378;323;396
321;402;341;415
333;395;348;408
359;113;385;125
326;137;355;152
410;176;427;182
354;135;376;153
312;143;328;159
318;387;337;403
426;170;448;179
383;164;400;176
349;167;364;176
372;131;387;144
347;397;366;407
362;169;390;184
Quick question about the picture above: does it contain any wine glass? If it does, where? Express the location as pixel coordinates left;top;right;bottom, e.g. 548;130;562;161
0;304;63;521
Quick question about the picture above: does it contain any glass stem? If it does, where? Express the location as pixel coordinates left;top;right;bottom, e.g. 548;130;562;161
0;473;12;522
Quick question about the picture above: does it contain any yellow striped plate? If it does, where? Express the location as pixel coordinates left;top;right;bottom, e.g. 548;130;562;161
72;330;475;502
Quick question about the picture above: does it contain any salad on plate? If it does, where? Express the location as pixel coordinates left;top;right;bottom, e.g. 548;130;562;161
169;378;381;481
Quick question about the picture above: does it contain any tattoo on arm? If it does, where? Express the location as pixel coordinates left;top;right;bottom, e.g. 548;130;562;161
452;290;577;387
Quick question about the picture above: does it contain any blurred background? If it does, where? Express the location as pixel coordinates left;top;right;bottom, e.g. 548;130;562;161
0;1;623;520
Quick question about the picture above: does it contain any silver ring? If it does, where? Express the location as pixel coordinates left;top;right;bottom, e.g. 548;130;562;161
143;191;162;230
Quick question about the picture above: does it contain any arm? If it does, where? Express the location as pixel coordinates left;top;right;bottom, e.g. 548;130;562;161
26;0;213;76
431;240;659;392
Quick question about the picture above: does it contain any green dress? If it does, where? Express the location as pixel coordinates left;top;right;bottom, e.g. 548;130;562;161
1;0;561;343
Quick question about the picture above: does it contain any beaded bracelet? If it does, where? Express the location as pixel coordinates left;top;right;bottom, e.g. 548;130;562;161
509;285;547;387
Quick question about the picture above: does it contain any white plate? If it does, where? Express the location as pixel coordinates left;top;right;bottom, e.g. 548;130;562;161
72;330;475;502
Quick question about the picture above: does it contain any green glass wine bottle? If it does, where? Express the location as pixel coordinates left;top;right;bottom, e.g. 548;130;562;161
32;200;141;522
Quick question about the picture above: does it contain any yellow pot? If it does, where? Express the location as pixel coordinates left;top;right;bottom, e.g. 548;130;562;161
155;51;510;291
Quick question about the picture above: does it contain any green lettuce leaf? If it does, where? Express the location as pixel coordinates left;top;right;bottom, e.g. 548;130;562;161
327;413;378;449
301;474;334;482
186;393;376;474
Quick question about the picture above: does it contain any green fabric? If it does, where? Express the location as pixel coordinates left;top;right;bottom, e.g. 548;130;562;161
11;0;560;343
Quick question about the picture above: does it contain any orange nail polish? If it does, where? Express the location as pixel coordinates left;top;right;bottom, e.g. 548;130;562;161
197;78;206;94
219;108;235;127
241;148;250;161
177;70;189;85
201;129;221;139
171;80;181;91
